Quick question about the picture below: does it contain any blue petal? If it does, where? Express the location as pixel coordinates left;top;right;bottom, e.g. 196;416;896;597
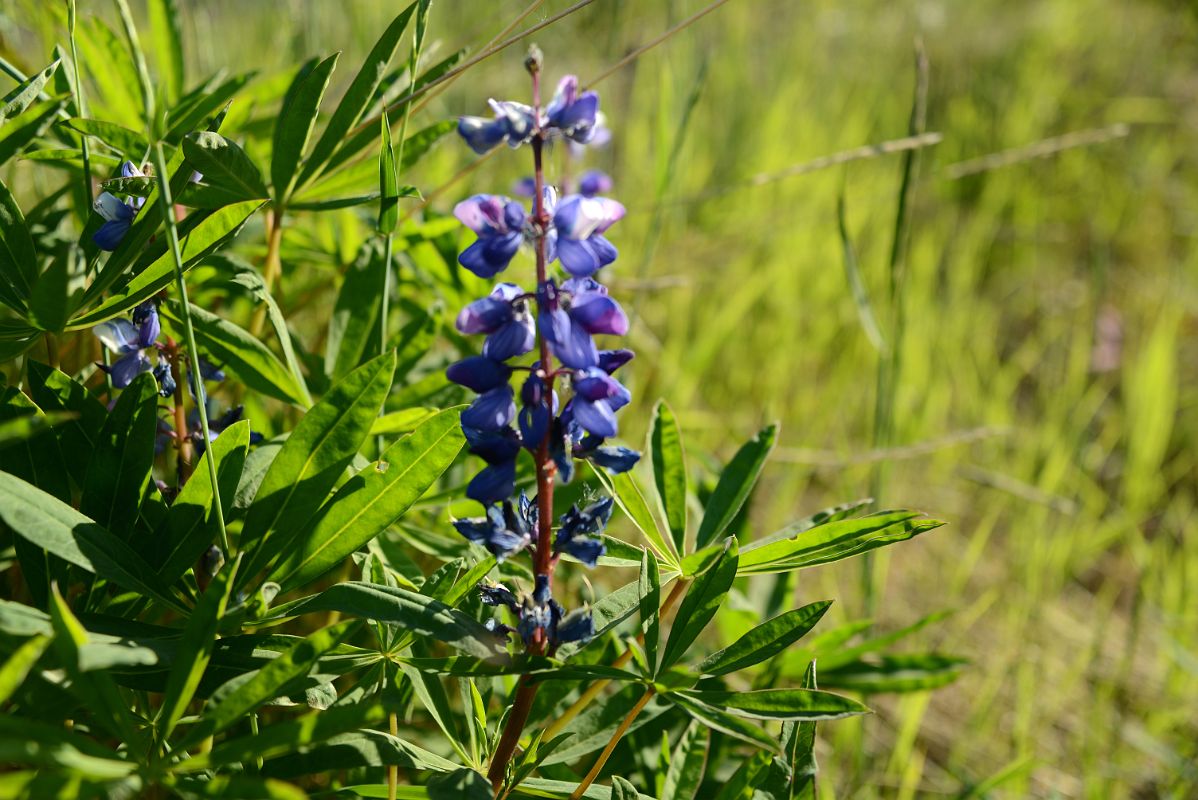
483;317;535;361
556;236;601;278
447;356;511;393
108;351;152;388
573;398;617;438
461;385;516;430
555;609;594;643
463;424;522;463
93;218;132;251
466;460;517;506
587;446;641;473
458;116;508;154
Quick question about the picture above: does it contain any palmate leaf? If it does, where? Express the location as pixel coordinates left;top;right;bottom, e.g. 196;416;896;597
272;52;339;203
663;692;778;754
298;3;418;190
658;538;738;672
79;372;159;540
237;351;396;588
160;302;309;407
695;423;777;549
651;400;689;555
0;471;185;612
178;619;359;749
269;408;464;593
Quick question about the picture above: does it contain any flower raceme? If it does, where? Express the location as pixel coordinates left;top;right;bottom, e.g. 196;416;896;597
93;300;172;393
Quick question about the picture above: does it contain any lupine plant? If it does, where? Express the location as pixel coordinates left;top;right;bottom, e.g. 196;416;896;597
0;4;961;800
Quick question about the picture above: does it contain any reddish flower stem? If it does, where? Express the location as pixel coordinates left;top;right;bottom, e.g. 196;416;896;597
488;58;555;794
163;337;193;485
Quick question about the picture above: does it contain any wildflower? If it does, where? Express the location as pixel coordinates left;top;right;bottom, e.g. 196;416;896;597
538;278;629;370
460;384;516;432
151;360;176;397
453;499;533;560
92;162;146;251
516;576;593;647
462;424;521;505
458;99;538;155
551;195;625;278
191;404;265;455
568;366;631;439
455;283;535;361
555;497;612;567
454;195;527;278
446;355;512;394
93;301;161;388
518;372;556;449
545;76;599;144
578;170;613;197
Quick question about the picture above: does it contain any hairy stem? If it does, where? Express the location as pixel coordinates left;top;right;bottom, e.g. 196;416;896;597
487;62;554;794
569;687;656;800
151;142;230;555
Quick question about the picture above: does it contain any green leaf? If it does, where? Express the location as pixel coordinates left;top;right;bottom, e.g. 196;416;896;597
591;462;679;567
651;400;689;555
817;653;966;693
272;53;339;202
427;768;491;800
661;721;709;800
227;257;312;407
325;239;385;381
696;423;777;549
154;421;250;583
0;60;60;129
737;511;944;574
0;175;37;302
678;687;868;722
639;549;661;676
157;556;240;742
782;662;819;800
378;109;399;234
659;538;737;672
0;471;185;612
28;256;70;332
270;408;464;592
167;775;307;800
60;118;149;158
179;699;386;771
71;199;263;329
26;361;112;486
0;634;50;705
299;4;417;189
0;716;138;780
47;585;144;748
611;777;639;800
238;351;396;586
746;498;872;553
289;582;505;660
79;373;158;539
543;684;667;767
180;619;358;748
664;693;780;754
182;131;270;201
260;729;458;777
160;301;309;407
696;601;831;677
147;0;184;102
0;100;66;166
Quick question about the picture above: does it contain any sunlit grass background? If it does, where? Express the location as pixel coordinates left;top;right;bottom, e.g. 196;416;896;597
5;0;1196;796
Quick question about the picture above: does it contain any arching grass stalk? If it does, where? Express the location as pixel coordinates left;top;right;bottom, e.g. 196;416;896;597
149;142;230;556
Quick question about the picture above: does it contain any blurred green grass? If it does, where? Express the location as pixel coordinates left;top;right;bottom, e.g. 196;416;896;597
5;0;1197;795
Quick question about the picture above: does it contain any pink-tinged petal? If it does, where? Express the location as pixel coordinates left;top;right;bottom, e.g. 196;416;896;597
93;319;141;353
570;292;628;336
454;194;508;234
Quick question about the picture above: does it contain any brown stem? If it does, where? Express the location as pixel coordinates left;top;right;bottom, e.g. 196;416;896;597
568;687;656;800
387;712;399;800
545;577;689;739
250;208;284;337
487;61;554;795
43;332;59;369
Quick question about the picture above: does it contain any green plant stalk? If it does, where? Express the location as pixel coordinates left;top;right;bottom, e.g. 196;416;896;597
250;210;284;337
66;0;92;210
862;41;928;621
150;142;230;555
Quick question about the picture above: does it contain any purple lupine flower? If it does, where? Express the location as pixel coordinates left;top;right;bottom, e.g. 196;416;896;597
578;170;613;198
460;384;516;432
92;162;146;251
479;582;519;612
93;301;161;388
453;499;532;560
447;355;511;394
151;360;176;397
582;443;641;473
454;196;527;278
458;99;538;155
463;424;522;505
515;576;593;647
545;75;599;144
551;195;625;278
569;366;631;438
567;112;611;159
538;280;596;370
512;177;537;198
190;404;265;455
456;283;536;361
538;278;630;370
518;371;557;451
555;497;612;567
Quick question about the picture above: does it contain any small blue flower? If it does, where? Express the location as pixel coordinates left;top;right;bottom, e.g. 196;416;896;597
518;372;557;450
538;279;597;370
479;582;519;612
550;195;624;278
91;162;146;251
569;367;631;439
456;283;535;362
555;608;594;644
458;99;538;154
514;575;594;648
453;500;532;560
578;170;613;198
555;497;612;568
584;444;641;473
93;301;161;388
447;355;512;393
545;76;600;144
461;384;516;432
454;196;527;278
151;360;176;398
562;277;629;336
467;459;517;505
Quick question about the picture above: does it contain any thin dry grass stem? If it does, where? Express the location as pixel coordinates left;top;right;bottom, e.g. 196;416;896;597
942;123;1130;179
583;0;736;89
